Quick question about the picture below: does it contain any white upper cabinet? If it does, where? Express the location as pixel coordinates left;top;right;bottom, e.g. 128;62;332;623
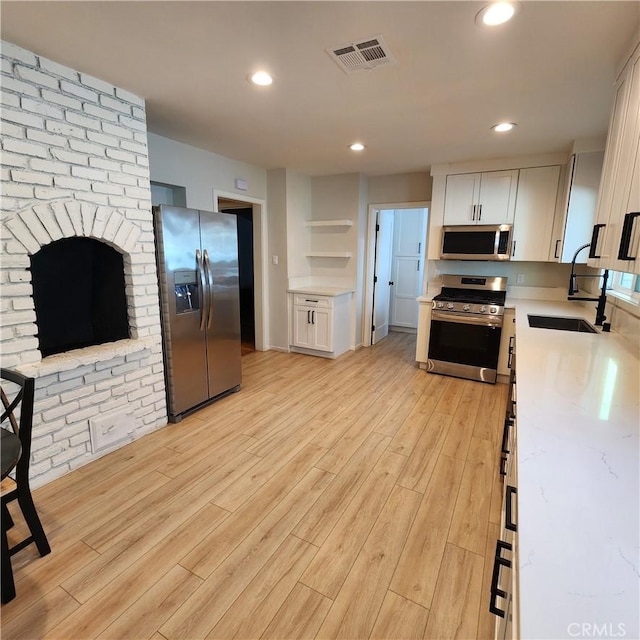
443;173;480;225
550;152;604;263
617;135;640;274
589;41;640;274
511;166;561;262
443;170;519;225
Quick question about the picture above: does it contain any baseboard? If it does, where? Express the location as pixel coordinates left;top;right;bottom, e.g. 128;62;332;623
267;346;290;353
389;326;417;334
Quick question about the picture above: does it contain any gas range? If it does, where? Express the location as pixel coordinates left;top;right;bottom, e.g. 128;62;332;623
427;275;509;384
432;275;507;316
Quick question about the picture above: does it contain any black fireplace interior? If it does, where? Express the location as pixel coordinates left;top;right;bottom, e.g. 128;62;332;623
31;238;130;357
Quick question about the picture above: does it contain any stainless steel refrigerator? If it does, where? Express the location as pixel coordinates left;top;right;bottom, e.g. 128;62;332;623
153;205;242;422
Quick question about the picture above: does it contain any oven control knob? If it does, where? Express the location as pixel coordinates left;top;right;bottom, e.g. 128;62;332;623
490;307;497;314
480;305;487;313
463;304;471;311
447;303;454;310
437;302;444;308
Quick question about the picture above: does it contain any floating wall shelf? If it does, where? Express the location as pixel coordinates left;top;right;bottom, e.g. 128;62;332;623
306;219;353;227
305;252;352;258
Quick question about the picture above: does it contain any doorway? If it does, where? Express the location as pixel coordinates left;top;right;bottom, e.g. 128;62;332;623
218;198;255;355
364;202;429;348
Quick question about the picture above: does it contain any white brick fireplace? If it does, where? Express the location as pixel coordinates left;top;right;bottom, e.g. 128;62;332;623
1;41;167;487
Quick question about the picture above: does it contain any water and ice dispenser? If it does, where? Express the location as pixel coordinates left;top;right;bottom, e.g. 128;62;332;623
174;270;199;314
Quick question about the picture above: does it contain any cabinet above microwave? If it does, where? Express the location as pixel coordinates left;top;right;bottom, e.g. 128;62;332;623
443;170;519;226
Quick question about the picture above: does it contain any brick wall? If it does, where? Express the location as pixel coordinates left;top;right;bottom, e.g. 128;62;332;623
1;41;168;487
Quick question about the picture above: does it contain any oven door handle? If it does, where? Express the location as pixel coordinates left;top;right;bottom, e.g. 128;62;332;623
431;310;503;327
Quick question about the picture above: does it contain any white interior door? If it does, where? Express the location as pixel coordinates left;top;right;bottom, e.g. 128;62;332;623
371;209;394;344
390;208;427;328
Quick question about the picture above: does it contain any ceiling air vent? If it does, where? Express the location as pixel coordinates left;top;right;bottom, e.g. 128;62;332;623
327;35;395;74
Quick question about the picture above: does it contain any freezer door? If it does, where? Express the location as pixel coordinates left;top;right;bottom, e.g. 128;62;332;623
154;205;209;417
200;210;242;397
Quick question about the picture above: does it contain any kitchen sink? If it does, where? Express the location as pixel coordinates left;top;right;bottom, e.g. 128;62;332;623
527;314;598;333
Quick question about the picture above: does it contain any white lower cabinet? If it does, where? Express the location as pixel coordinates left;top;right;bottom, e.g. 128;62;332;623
291;292;350;358
293;304;331;351
494;357;519;640
415;300;432;366
497;309;516;377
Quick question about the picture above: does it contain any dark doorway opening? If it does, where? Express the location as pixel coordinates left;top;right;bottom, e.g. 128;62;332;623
220;201;255;355
30;238;129;357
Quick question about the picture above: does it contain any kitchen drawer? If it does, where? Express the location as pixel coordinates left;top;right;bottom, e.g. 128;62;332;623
293;295;332;308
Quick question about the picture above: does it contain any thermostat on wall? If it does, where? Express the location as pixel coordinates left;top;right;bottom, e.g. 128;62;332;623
234;178;248;191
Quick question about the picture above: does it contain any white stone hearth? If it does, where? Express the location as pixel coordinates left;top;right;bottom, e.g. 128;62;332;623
1;41;168;487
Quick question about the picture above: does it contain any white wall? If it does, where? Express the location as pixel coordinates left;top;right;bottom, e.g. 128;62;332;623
266;169;289;350
147;132;267;210
310;173;361;284
368;172;431;205
355;174;368;347
426;260;576;294
285;170;312;280
148;132;274;349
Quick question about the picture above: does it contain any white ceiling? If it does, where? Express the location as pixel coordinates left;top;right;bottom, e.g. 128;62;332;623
2;1;639;177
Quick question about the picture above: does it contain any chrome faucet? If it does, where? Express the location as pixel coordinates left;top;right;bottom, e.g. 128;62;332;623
567;243;609;327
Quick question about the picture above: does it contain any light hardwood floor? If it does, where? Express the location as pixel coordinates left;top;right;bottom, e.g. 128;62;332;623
1;332;507;640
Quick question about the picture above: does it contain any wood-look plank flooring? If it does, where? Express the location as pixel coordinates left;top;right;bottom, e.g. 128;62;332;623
1;332;508;640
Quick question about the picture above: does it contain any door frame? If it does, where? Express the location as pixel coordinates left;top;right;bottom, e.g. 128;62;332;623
213;189;268;352
362;201;430;348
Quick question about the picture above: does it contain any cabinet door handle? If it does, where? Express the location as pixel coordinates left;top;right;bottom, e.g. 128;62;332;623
489;540;513;618
418;241;421;254
312;310;315;324
511;241;517;258
307;310;311;324
508;336;515;369
617;212;640;260
417;259;420;271
501;418;512;454
588;224;606;259
506;485;518;532
499;454;508;476
472;204;476;221
554;239;561;259
478;204;482;221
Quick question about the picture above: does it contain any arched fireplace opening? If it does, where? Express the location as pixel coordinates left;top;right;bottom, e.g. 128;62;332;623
30;238;130;357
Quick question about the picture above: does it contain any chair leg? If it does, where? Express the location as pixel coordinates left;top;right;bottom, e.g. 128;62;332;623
16;490;50;557
1;522;16;604
2;503;14;530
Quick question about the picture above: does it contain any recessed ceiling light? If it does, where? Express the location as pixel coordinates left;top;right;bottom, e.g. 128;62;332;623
476;2;516;26
349;142;365;151
249;71;273;86
491;122;517;133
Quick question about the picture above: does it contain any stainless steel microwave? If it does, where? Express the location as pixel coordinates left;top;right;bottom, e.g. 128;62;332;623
440;224;512;261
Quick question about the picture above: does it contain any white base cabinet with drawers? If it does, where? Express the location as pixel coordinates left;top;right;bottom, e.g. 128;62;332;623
290;292;351;358
493;354;519;640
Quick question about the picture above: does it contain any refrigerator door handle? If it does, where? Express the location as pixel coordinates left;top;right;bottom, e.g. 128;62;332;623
196;249;207;331
203;249;214;330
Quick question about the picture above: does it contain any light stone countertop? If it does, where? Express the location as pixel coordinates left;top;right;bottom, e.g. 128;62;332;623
512;299;639;640
288;286;354;297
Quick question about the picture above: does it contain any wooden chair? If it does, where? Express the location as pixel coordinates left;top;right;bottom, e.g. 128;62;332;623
1;368;51;604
